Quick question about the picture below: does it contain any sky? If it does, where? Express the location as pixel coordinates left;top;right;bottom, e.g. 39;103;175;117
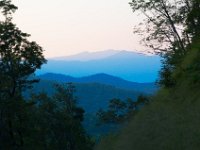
12;0;146;58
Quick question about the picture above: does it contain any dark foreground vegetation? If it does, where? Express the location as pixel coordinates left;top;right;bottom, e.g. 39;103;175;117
95;0;200;149
0;1;93;149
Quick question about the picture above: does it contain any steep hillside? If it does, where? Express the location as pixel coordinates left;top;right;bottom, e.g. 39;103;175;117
95;41;200;149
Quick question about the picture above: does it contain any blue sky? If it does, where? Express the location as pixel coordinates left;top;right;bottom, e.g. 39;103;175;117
12;0;146;58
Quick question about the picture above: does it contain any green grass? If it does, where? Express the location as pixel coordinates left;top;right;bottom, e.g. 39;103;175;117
96;89;200;150
95;42;200;150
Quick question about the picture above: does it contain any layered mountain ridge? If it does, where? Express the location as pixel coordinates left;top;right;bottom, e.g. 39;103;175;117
38;73;157;94
37;50;161;82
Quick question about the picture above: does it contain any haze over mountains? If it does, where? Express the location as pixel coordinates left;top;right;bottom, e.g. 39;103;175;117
32;50;160;135
37;50;161;82
33;50;160;113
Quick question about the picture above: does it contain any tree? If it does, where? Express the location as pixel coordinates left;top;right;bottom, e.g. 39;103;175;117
30;83;94;150
97;96;149;124
0;1;94;149
129;0;200;87
0;0;46;98
184;0;200;42
0;0;46;149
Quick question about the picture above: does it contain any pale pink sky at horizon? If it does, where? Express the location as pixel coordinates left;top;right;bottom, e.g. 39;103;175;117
12;0;146;58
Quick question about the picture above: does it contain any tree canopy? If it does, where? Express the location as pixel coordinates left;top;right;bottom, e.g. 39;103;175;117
0;1;93;149
129;0;200;87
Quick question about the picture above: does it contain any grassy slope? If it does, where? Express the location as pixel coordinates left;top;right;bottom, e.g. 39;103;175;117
95;41;200;150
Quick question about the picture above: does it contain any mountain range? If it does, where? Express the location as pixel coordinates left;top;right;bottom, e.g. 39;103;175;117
37;50;161;82
32;50;160;135
38;73;158;94
28;72;158;114
52;49;120;61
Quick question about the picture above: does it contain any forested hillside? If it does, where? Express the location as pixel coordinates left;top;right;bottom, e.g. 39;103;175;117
28;79;143;113
96;0;200;149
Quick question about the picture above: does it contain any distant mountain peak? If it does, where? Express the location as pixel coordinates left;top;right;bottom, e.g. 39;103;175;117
50;49;151;62
84;73;125;80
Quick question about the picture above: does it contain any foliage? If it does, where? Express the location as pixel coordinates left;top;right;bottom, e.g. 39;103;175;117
96;95;149;124
129;0;200;87
96;0;200;149
0;0;46;96
0;0;46;149
0;1;93;149
95;41;200;150
28;83;94;150
29;80;142;113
